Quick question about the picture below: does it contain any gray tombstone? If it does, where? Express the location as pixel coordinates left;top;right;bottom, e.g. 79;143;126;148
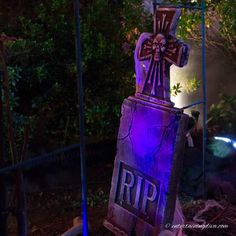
104;7;190;236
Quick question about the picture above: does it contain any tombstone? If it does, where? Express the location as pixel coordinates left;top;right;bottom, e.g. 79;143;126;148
104;7;190;236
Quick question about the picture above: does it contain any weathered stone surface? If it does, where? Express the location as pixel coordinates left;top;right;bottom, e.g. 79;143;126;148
104;97;189;235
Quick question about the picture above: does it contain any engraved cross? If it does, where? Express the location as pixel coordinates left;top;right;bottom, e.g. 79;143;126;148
138;7;189;101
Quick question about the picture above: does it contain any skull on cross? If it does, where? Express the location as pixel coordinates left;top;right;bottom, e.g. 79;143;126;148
135;7;190;102
152;34;167;61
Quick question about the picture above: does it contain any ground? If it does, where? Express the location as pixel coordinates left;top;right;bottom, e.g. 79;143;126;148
7;162;114;236
6;150;236;236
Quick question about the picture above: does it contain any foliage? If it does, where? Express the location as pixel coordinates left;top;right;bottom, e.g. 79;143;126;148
0;0;235;156
1;1;77;155
178;0;236;61
0;0;151;155
70;187;108;208
183;77;201;94
211;0;236;52
207;94;236;136
87;188;108;208
171;83;182;97
171;76;200;97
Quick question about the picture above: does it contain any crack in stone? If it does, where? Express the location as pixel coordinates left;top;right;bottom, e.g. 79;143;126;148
149;113;181;157
118;101;137;141
118;101;182;161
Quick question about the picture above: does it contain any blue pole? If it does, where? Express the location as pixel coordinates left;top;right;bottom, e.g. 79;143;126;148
73;0;88;235
201;0;207;199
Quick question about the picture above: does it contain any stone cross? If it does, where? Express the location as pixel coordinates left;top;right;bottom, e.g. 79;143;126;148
136;7;189;102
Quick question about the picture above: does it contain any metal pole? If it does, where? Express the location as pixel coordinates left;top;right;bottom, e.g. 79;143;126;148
73;0;88;235
201;0;207;199
0;70;5;164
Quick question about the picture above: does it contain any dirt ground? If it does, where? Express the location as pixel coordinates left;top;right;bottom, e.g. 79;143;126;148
6;161;236;236
7;162;114;236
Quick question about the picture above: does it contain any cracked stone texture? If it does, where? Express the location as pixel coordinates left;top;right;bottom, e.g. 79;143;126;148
104;96;189;236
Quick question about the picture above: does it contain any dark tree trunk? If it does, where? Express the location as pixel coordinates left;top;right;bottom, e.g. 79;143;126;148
16;171;27;236
0;41;18;165
0;178;8;236
0;69;8;236
0;40;28;236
